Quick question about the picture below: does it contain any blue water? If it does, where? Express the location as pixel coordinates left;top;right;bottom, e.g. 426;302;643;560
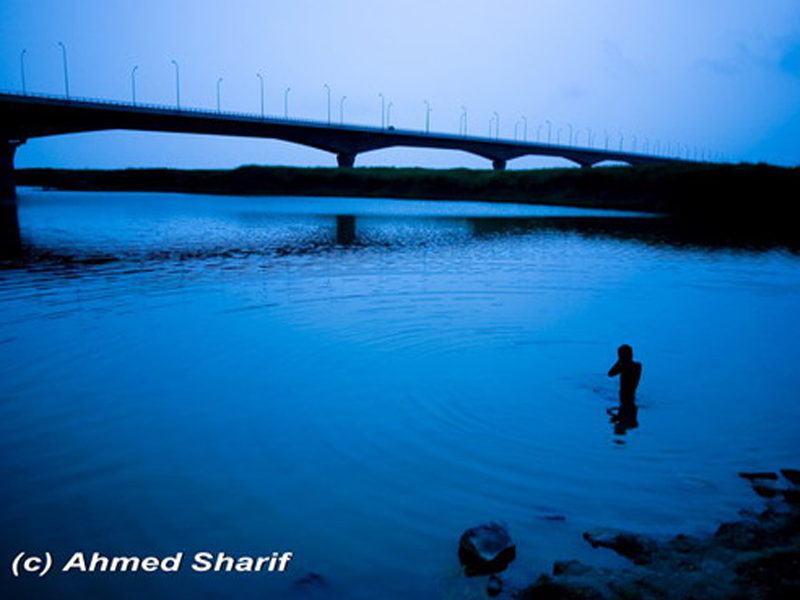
1;190;799;599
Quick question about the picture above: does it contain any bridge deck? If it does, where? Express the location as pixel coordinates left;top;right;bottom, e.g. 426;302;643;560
1;92;684;170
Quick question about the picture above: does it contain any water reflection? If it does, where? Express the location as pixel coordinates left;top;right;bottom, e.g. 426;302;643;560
467;216;799;253
608;402;639;437
0;200;22;260
4;195;798;270
336;214;357;245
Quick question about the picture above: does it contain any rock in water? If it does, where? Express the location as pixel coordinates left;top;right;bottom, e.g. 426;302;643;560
458;522;516;576
780;468;800;486
486;574;503;597
583;528;657;565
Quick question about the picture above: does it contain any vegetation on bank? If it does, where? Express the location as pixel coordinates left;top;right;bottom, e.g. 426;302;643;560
17;162;799;221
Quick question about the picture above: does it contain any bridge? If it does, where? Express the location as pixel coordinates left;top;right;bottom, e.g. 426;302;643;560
0;91;686;202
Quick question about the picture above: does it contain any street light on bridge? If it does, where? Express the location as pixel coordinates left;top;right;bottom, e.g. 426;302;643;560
340;95;347;124
424;100;432;133
20;49;27;95
460;106;468;136
493;112;500;139
521;115;527;142
170;59;181;109
57;42;70;99
323;84;331;124
131;65;139;105
257;73;265;118
216;77;223;112
284;87;291;119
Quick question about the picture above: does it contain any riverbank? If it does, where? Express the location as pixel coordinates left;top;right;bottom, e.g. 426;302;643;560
16;163;798;217
513;470;800;600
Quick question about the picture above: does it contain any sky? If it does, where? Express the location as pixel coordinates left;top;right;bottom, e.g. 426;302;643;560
2;0;799;169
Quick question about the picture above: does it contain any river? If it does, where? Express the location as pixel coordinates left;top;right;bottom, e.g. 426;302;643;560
1;189;799;599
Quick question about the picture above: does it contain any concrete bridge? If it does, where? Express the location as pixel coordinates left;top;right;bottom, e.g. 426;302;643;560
1;91;685;196
0;91;689;257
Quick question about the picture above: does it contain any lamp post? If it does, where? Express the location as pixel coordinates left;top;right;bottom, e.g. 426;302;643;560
379;93;385;128
521;115;527;142
57;41;70;99
131;65;139;105
567;123;574;146
546;120;552;144
257;73;265;117
171;59;180;109
493;112;500;139
284;87;291;118
339;96;347;124
323;83;331;124
216;77;223;112
460;106;468;136
20;49;27;95
424;100;431;133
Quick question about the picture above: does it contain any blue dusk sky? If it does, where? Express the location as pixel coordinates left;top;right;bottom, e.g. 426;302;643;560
2;0;799;169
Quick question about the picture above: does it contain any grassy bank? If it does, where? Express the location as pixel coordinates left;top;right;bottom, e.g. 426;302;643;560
17;163;799;222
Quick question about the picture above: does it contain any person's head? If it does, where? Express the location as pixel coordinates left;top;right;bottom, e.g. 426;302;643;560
617;344;633;361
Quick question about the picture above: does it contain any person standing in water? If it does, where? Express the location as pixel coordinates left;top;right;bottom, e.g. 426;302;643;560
608;344;642;405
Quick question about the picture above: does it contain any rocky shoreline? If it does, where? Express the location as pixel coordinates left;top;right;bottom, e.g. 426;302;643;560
459;470;800;599
515;470;800;599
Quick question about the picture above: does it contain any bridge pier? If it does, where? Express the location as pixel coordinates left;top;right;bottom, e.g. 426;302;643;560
492;158;507;171
337;152;357;168
1;140;23;259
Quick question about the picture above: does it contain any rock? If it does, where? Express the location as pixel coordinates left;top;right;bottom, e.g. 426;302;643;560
666;533;701;554
458;522;516;576
751;479;781;499
714;520;771;551
780;468;800;486
582;528;657;565
553;560;593;577
518;574;606;600
738;471;779;481
781;488;800;504
486;574;503;597
735;548;800;599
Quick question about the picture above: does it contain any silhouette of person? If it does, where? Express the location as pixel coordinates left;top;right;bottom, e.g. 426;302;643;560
608;344;642;406
607;345;642;436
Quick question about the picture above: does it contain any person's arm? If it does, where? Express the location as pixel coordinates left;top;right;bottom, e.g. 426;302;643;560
608;361;621;377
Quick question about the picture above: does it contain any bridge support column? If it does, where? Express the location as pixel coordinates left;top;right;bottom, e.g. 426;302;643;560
1;140;20;201
492;158;507;171
337;152;357;168
1;140;23;259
